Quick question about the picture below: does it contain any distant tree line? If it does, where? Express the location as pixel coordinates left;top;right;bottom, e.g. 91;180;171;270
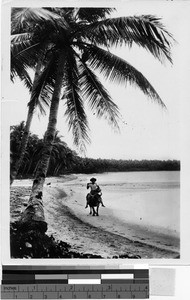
10;122;180;179
71;157;180;174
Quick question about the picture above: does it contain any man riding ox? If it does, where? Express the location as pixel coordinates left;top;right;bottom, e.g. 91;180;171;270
85;177;105;208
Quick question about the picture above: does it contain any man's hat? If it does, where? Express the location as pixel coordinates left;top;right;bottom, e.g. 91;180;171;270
90;177;96;182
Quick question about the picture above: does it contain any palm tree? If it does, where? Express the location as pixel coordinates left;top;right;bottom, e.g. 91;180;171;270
13;8;173;235
10;122;26;167
10;60;45;184
10;8;63;184
10;123;74;178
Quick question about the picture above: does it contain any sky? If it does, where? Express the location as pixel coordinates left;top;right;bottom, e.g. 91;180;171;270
3;1;190;160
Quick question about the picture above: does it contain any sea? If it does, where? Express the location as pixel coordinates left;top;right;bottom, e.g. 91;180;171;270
75;171;180;239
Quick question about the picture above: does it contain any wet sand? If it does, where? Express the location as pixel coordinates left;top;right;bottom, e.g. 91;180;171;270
10;175;180;259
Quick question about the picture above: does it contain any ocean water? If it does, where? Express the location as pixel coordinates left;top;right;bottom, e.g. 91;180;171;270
76;171;180;238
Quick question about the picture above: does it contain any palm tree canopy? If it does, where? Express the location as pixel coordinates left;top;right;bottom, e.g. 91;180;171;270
11;8;63;33
11;7;173;151
78;15;173;63
76;8;115;22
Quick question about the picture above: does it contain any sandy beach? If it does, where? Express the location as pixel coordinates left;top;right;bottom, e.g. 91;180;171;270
11;174;180;259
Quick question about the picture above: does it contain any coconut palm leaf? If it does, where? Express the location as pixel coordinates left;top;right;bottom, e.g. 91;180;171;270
11;40;52;114
81;44;166;107
63;51;90;152
28;53;57;115
11;32;41;67
78;59;120;130
11;29;57;114
77;15;173;63
11;44;39;82
11;31;44;83
77;8;115;22
10;55;32;91
11;32;34;47
11;7;62;33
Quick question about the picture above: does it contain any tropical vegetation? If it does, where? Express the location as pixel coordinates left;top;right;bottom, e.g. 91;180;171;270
11;122;180;179
10;122;77;178
11;7;174;242
10;8;62;183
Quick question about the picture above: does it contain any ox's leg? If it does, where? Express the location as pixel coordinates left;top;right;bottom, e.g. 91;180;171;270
85;194;90;208
92;207;96;216
89;207;92;215
96;205;99;216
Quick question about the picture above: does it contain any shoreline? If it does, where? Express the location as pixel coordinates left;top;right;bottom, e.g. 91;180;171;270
10;174;180;259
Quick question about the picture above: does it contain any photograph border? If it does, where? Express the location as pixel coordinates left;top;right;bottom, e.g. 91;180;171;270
1;0;190;266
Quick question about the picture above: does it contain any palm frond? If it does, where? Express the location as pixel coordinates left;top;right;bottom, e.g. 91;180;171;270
11;36;46;89
11;41;40;72
11;55;32;91
81;44;166;107
28;54;56;115
11;32;33;45
77;15;173;63
63;51;90;153
11;32;43;75
11;7;62;33
77;8;115;22
78;59;120;131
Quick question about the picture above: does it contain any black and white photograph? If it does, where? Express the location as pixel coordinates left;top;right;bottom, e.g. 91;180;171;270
3;0;189;261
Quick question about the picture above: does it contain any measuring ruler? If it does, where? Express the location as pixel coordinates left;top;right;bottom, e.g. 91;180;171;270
1;266;149;299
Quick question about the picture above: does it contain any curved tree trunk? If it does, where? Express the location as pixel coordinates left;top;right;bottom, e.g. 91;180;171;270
25;152;36;175
10;61;42;185
19;51;66;234
10;105;35;184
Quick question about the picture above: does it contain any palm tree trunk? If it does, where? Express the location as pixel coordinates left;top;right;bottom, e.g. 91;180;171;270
10;105;34;184
54;162;62;176
19;51;66;233
10;61;42;185
25;152;36;175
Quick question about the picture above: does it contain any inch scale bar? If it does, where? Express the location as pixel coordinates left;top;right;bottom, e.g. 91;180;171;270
1;283;149;299
1;268;149;299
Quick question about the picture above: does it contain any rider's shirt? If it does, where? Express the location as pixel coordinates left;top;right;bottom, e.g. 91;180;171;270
87;183;99;191
87;183;101;195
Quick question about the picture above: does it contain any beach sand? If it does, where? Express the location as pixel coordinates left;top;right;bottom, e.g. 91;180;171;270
10;174;180;259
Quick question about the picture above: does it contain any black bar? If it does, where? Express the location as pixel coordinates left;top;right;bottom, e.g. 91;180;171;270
134;270;149;278
2;280;36;285
101;279;149;284
2;279;68;285
101;279;134;284
134;280;149;284
35;280;68;284
3;269;148;275
3;274;35;281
